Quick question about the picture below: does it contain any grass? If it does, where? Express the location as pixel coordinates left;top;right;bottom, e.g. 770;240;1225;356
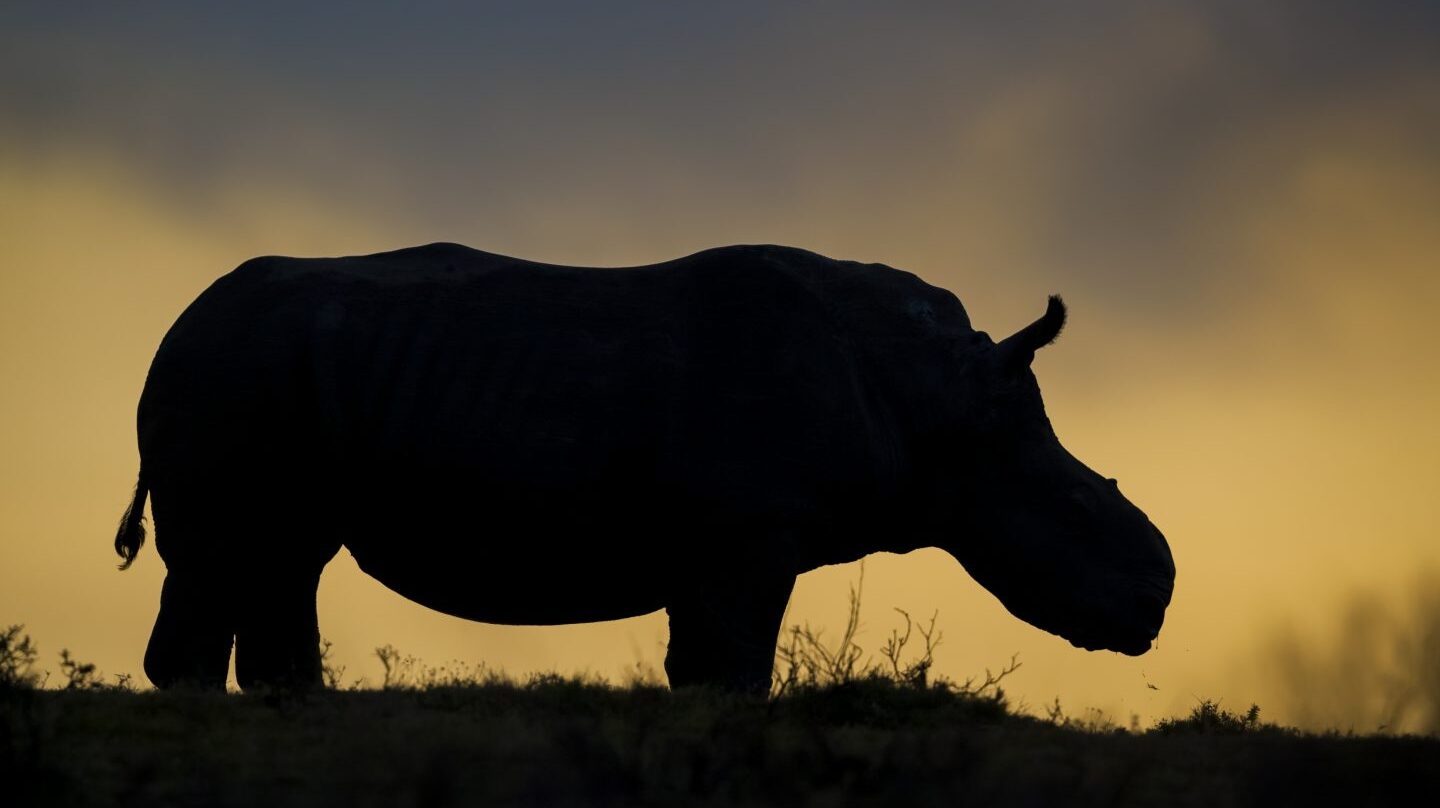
4;674;1437;807
4;576;1438;807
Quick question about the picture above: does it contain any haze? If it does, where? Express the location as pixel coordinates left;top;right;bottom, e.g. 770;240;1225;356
2;2;1437;730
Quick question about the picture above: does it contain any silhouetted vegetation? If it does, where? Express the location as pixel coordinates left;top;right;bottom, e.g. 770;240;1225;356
5;575;1437;805
1151;700;1271;735
0;625;41;690
2;615;1437;807
1262;574;1440;734
772;566;1015;696
767;568;1019;728
1042;697;1136;734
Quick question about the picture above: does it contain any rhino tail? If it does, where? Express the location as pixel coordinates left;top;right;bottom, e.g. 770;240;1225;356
115;475;149;571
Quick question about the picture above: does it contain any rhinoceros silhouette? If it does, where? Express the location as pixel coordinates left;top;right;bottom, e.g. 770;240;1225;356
115;243;1174;693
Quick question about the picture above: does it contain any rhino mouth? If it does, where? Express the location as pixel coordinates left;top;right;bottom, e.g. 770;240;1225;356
1069;633;1155;656
1063;582;1170;656
1064;620;1160;656
1001;580;1169;657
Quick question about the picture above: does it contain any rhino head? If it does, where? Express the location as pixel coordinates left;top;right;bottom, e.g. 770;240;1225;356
928;296;1175;656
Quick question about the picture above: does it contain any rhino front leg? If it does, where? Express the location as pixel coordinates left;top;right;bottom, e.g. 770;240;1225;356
664;573;795;694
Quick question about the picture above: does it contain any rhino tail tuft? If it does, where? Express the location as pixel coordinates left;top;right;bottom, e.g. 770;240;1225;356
115;476;149;570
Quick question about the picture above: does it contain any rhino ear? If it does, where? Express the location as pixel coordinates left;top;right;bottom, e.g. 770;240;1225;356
997;295;1066;371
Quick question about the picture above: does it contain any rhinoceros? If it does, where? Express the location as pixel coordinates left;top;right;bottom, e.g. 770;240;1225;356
114;242;1174;693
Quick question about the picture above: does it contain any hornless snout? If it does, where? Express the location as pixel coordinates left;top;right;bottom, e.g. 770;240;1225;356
1076;536;1173;656
1134;590;1168;638
1118;525;1175;655
1077;591;1167;655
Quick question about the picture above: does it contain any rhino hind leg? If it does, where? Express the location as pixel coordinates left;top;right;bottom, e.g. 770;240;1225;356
145;570;235;690
234;567;325;691
664;574;795;694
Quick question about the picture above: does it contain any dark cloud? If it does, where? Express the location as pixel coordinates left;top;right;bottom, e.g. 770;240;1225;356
3;2;1437;315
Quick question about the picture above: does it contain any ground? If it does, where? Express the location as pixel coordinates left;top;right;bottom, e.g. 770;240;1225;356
3;678;1436;808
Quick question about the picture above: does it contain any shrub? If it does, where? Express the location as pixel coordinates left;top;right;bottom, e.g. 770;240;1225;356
1043;698;1136;733
0;624;42;690
319;638;347;689
770;564;1020;712
1151;699;1271;735
58;649;106;690
374;643;500;690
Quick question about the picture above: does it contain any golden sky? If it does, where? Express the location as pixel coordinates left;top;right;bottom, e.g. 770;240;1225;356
3;2;1438;730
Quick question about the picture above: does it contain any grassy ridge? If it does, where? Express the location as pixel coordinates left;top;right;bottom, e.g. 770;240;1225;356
4;679;1437;808
6;594;1437;808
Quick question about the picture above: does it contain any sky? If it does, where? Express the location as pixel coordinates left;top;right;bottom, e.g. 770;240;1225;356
2;1;1438;730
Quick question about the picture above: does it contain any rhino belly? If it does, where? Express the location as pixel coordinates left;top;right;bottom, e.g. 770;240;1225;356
342;494;675;626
